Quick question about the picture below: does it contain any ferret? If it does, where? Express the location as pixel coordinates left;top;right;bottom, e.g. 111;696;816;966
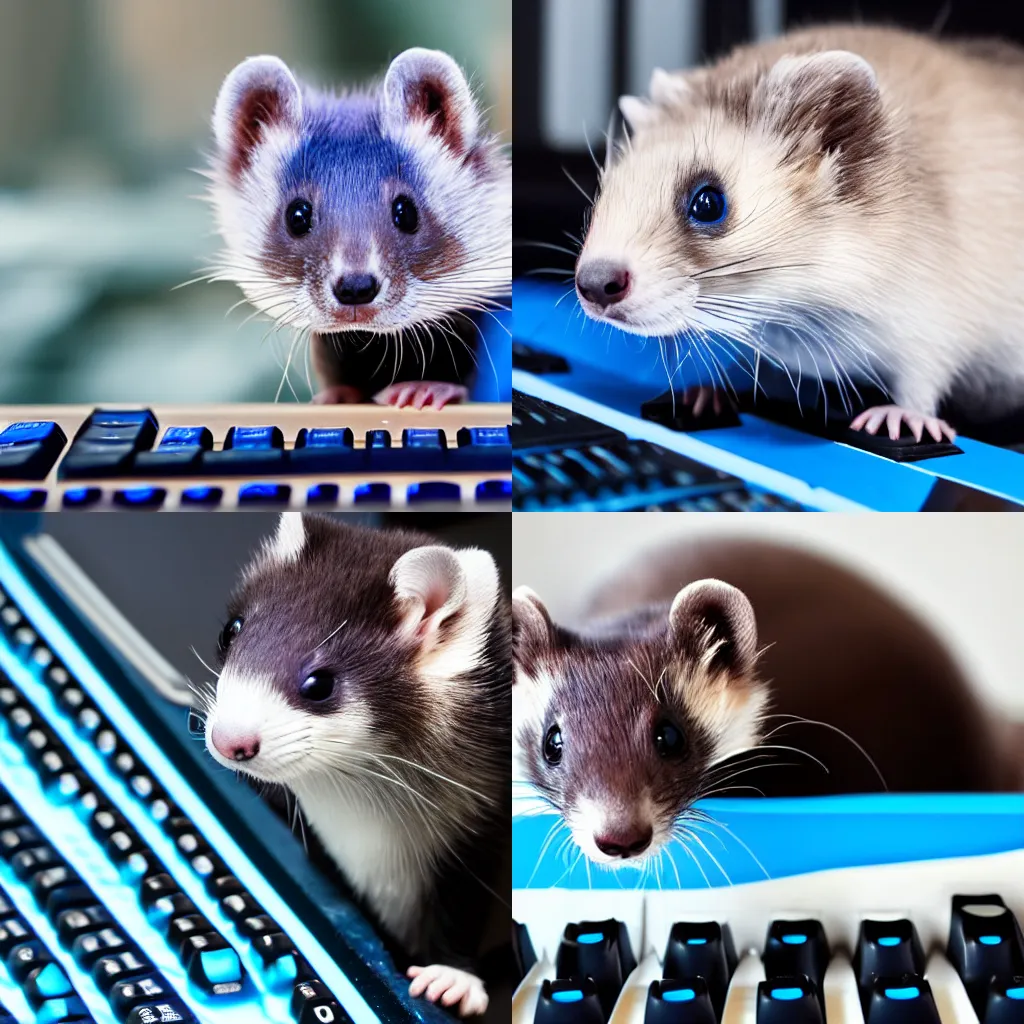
513;537;1022;867
575;25;1024;443
198;513;510;1016
208;49;511;407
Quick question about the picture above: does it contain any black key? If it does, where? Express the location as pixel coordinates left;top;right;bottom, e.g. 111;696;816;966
0;804;24;829
535;977;605;1024
29;865;84;905
113;487;167;509
140;873;178;909
90;806;130;842
60;409;159;479
513;920;537;984
365;429;391;448
238;914;279;940
252;930;304;973
225;425;285;450
662;921;738;1019
207;872;244;901
168;914;212;956
0;825;43;859
56;905;113;944
72;926;132;967
511;389;622;449
645;977;717;1023
104;828;145;864
201;448;288;474
0;893;15;920
133;448;204;475
12;845;61;880
512;340;570;374
854;919;925;1005
865;975;941;1024
642;389;742;432
0;917;32;957
93;949;152;992
839;424;962;463
110;974;175;1016
23;960;75;1005
984;976;1024;1023
555;919;635;1018
7;939;52;983
221;892;262;922
45;884;95;917
292;979;351;1022
763;920;830;993
183;933;244;994
947;895;1024;1016
150;894;198;932
294;427;354;449
452;426;512;472
125;999;198;1023
292;427;361;474
756;975;824;1023
0;421;67;480
237;483;291;504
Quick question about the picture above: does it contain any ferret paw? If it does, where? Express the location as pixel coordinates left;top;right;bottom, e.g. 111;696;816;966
374;381;469;409
681;385;733;417
407;965;488;1017
311;385;366;404
849;404;956;443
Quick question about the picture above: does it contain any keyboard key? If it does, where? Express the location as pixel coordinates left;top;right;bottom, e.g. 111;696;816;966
157;427;214;449
185;934;244;994
865;975;941;1024
93;949;152;992
407;481;460;503
72;926;133;967
512;921;537;985
113;487;167;509
306;483;340;505
0;918;32;956
763;919;830;993
475;479;512;501
365;430;391;448
224;426;285;449
252;931;306;983
0;488;47;509
555;920;635;1018
133;449;203;475
535;978;605;1024
948;895;1024;1015
7;938;52;983
0;421;67;479
985;976;1024;1023
201;449;287;473
855;919;926;1004
24;961;74;1003
57;905;113;944
292;979;351;1023
645;977;717;1023
110;974;175;1016
124;999;198;1023
756;975;824;1023
60;409;158;479
179;486;222;507
663;921;738;1019
62;486;102;508
642;389;742;432
295;427;355;449
352;483;390;504
237;483;291;504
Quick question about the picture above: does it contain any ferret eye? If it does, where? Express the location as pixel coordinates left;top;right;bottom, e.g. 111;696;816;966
654;720;686;759
299;669;335;702
543;725;562;766
286;198;313;237
392;195;419;234
219;617;243;651
687;186;727;226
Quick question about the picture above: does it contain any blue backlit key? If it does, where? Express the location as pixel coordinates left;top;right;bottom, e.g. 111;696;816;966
764;920;830;994
556;920;635;1019
224;426;284;450
453;425;512;472
60;409;158;479
985;976;1024;1023
756;975;824;1023
402;428;446;449
0;421;66;480
855;920;925;1007
238;483;290;505
948;895;1024;1016
159;427;214;449
353;483;390;504
62;487;102;508
291;428;363;473
663;921;738;1019
365;430;391;448
0;488;47;509
306;484;339;505
295;428;354;449
535;978;605;1024
180;486;222;507
645;978;716;1023
865;975;941;1024
476;479;512;502
125;999;198;1023
113;487;166;509
203;425;287;474
134;426;214;475
407;482;460;503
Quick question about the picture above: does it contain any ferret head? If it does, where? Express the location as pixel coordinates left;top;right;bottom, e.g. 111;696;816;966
575;50;894;345
513;580;767;866
210;49;510;335
202;513;502;806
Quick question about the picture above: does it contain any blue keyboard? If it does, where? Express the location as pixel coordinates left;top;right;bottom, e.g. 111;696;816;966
0;406;511;510
512;280;1024;512
511;798;1024;1023
0;530;452;1023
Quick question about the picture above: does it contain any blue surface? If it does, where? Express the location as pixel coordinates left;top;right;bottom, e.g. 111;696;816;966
512;796;1024;890
469;306;512;403
513;279;1024;510
0;421;61;445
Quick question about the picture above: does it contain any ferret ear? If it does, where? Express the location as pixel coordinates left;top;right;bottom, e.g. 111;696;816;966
648;67;692;105
269;511;306;564
669;579;758;678
618;94;660;134
512;586;554;658
382;47;480;156
213;55;302;180
760;50;883;191
390;546;498;654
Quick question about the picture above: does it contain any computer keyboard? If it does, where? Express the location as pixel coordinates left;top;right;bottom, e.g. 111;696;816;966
512;279;1024;511
0;406;511;510
512;391;806;511
0;532;453;1023
511;801;1024;1023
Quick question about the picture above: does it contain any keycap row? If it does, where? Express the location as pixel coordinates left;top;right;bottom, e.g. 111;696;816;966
0;413;511;480
0;593;348;1023
522;910;1024;1023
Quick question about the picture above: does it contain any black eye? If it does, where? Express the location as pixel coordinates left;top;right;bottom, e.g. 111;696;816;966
219;617;243;651
654;720;686;759
299;669;335;702
543;724;562;766
392;195;419;234
687;185;727;226
286;198;313;236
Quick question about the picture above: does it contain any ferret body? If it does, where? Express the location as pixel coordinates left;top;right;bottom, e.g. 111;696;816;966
514;538;1021;866
201;513;510;1016
576;25;1024;442
209;50;511;407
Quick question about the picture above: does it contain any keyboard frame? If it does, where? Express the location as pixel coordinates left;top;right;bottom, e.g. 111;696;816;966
0;531;453;1023
0;403;511;510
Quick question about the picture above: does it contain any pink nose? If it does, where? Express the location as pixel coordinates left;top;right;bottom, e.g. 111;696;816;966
211;725;261;763
594;825;653;859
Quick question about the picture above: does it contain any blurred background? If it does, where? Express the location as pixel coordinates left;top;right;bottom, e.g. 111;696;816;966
515;0;1024;277
0;0;511;403
512;513;1024;734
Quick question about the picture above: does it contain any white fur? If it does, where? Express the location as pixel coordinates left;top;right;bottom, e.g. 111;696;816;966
270;510;306;563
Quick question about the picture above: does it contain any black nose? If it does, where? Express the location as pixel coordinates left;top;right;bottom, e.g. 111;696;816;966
333;273;380;306
576;260;631;308
594;825;653;858
232;740;260;762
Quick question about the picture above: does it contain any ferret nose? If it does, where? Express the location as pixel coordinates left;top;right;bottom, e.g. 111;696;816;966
333;272;380;305
576;260;631;308
594;825;653;859
211;725;261;763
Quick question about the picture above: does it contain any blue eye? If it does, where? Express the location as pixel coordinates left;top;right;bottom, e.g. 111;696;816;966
687;186;727;226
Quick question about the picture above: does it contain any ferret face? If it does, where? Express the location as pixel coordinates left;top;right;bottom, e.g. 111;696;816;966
576;50;889;346
201;513;501;797
210;49;510;336
513;581;767;866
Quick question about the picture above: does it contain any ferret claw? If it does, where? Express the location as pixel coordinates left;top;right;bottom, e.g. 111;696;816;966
407;965;488;1017
374;381;469;409
849;404;956;443
311;385;366;405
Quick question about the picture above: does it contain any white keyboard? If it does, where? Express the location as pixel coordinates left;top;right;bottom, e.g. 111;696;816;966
512;849;1024;1023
